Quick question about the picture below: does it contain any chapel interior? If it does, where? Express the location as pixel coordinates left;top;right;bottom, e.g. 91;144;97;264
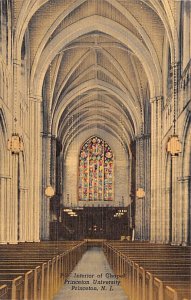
0;0;191;299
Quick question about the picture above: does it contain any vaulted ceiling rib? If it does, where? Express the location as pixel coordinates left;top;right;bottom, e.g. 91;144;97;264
13;0;176;154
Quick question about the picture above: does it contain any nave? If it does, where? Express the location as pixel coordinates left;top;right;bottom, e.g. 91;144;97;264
53;247;127;300
0;240;190;300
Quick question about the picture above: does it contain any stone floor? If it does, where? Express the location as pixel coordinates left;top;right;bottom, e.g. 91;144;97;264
53;247;128;300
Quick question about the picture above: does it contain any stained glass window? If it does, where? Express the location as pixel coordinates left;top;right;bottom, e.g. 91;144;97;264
79;136;114;201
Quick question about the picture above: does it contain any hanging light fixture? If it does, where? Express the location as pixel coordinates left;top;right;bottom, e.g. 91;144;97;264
166;60;182;156
136;187;145;199
45;186;55;197
166;62;181;156
167;4;181;157
167;135;181;156
44;44;55;199
166;66;182;157
136;103;145;199
63;209;73;212
7;134;24;154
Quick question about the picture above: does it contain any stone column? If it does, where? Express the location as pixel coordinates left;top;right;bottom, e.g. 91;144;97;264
29;96;42;242
50;136;57;190
56;144;62;196
144;135;151;241
19;187;29;242
5;177;11;242
135;134;151;240
135;136;142;240
41;133;52;240
0;176;11;243
183;1;191;70
171;155;182;245
178;176;191;245
162;154;171;244
150;96;163;242
9;154;19;243
25;188;30;241
0;176;6;243
183;176;191;245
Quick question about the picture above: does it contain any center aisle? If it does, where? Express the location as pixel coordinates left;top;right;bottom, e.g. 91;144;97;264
53;246;128;300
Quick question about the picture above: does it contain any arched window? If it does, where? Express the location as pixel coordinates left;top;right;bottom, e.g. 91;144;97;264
79;136;114;201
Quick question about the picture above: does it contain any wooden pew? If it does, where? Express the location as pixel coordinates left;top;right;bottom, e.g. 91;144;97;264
0;275;24;299
103;241;191;300
0;285;8;300
0;241;87;299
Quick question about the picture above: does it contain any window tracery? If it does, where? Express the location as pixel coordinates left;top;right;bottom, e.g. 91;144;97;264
79;136;114;201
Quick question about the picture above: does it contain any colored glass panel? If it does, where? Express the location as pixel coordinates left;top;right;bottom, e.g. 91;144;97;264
78;136;113;201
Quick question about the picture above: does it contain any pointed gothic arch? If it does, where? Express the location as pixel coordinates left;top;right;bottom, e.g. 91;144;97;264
78;136;114;201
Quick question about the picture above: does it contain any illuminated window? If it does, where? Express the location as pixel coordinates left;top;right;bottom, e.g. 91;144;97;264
79;136;114;201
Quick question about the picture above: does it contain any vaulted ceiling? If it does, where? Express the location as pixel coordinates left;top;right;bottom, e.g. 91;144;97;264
13;0;180;156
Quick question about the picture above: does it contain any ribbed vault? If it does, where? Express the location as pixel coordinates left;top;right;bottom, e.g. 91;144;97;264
13;0;180;188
